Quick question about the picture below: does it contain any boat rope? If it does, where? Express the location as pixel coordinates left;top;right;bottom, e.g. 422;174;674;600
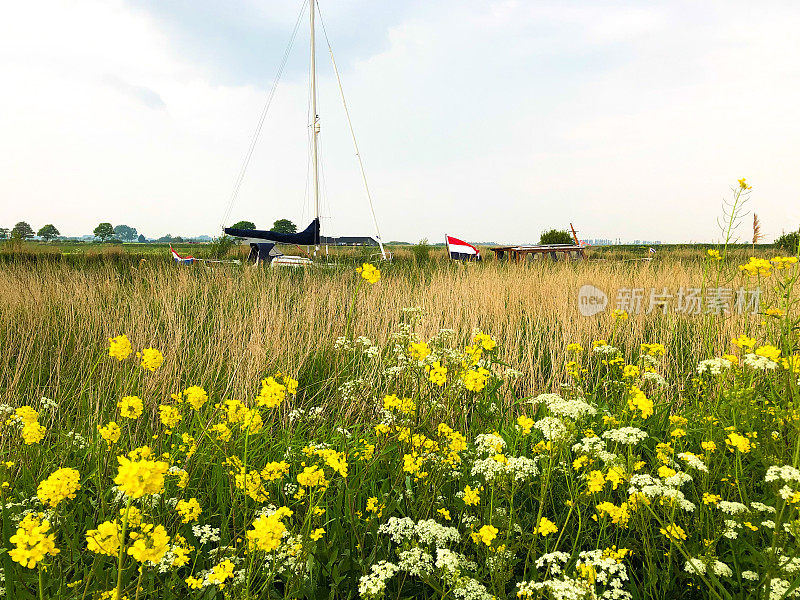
220;0;308;231
317;3;387;261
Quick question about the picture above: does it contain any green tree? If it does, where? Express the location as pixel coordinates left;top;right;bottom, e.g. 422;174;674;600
94;222;114;241
12;221;35;240
0;227;9;239
230;220;256;231
539;229;574;245
37;224;60;241
137;234;147;243
775;228;800;255
114;224;138;241
272;219;297;234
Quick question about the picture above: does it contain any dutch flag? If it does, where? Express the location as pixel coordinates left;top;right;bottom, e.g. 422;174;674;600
170;246;196;265
445;235;481;261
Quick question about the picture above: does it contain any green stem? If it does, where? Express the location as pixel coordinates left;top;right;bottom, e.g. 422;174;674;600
116;497;133;600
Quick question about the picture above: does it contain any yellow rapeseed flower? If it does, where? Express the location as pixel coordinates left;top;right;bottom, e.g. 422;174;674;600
114;455;169;498
108;334;132;361
118;396;143;420
660;523;687;541
137;348;164;372
707;249;722;260
9;513;59;568
86;520;121;556
725;432;752;454
473;524;498;546
627;386;653;419
587;470;605;492
127;524;170;564
463;485;481;506
158;405;182;429
534;517;558;536
356;263;381;284
517;415;534;435
176;498;203;523
409;341;431;360
247;512;289;553
426;361;447;386
37;467;81;507
98;422;121;448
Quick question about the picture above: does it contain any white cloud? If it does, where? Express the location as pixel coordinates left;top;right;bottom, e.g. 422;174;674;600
1;0;799;243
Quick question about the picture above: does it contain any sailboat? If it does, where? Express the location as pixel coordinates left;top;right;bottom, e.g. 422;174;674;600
220;0;387;267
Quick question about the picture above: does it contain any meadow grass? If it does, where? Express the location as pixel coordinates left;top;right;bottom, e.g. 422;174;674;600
0;251;799;600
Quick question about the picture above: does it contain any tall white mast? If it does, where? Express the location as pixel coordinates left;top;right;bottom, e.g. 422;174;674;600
309;0;320;254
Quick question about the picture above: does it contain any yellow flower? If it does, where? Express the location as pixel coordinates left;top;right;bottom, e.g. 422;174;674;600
701;441;717;452
738;257;772;277
595;502;630;526
14;406;39;425
181;386;208;410
86;521;121;556
211;423;232;442
127;524;170;564
517;415;534;435
247;512;289;553
256;376;287;408
566;343;583;353
606;466;625;490
623;365;640;379
731;335;756;350
573;455;589;470
21;421;46;445
473;524;498;546
9;513;59;568
612;309;629;321
118;396;143;420
98;422;121;447
409;341;431;360
176;498;202;523
725;432;752;453
383;394;416;415
766;308;785;318
534;517;558;536
366;497;384;517
640;343;666;357
356;263;381;284
474;332;497;351
737;177;751;190
37;467;81;507
208;560;235;588
114;455;169;498
587;470;605;492
158;405;182;429
707;249;722;260
702;493;721;505
108;334;132;361
137;348;164;372
297;465;327;488
462;367;490;392
310;528;325;541
627;386;653;419
755;345;781;361
771;256;798;269
222;399;248;423
437;508;451;521
658;465;676;479
660;524;687;541
670;428;686;438
463;485;481;506
426;361;447;386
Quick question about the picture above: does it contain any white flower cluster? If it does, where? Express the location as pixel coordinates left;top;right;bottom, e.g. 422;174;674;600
718;501;749;515
743;353;779;371
531;393;597;420
640;371;667;387
191;524;221;545
677;452;709;473
765;465;800;483
471;455;539;483
398;547;433;577
474;432;506;455
628;474;696;512
750;502;776;514
66;431;90;449
521;549;632;600
358;561;399;599
603;427;647;446
534;417;569;442
378;517;460;547
593;344;619;355
696;358;733;375
572;436;618;464
40;396;58;410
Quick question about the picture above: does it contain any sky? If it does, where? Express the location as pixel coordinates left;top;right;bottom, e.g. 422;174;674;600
2;0;800;244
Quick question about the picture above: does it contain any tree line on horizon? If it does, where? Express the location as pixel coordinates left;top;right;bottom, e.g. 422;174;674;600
0;219;298;243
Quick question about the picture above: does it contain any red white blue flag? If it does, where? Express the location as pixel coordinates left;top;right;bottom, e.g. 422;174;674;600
445;235;481;261
170;246;195;265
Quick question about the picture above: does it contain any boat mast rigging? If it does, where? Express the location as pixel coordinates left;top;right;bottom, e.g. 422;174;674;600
309;0;320;255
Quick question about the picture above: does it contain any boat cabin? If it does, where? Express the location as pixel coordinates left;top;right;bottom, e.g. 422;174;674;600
490;244;585;263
